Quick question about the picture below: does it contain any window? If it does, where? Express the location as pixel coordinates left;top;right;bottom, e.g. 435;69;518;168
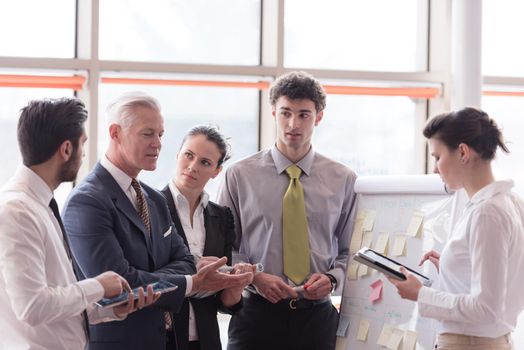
0;87;74;207
0;0;75;58
284;0;428;72
99;0;261;65
98;77;260;198
482;94;524;195
482;0;524;77
314;94;426;175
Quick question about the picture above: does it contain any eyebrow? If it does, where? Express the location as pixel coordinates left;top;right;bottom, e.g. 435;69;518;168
279;107;313;113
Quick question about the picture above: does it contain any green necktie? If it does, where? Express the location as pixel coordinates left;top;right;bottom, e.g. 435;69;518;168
283;164;311;285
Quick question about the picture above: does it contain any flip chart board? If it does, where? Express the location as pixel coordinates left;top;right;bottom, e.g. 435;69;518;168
336;174;465;350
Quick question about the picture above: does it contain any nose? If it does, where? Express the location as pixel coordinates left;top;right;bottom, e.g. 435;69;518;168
187;158;198;172
151;134;162;149
288;115;300;129
433;165;439;174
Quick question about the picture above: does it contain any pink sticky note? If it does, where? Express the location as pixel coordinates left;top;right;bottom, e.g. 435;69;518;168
369;279;383;303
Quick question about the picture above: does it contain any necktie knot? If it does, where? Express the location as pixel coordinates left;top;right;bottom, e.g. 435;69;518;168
131;178;142;194
131;178;151;234
285;164;302;179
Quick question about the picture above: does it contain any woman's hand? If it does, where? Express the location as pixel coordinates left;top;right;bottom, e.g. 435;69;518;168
387;267;423;301
419;250;441;272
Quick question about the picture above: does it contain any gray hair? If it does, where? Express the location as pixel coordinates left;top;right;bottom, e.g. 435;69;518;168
106;91;161;128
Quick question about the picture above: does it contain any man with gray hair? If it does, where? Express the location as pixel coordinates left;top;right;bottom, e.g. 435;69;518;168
63;92;251;350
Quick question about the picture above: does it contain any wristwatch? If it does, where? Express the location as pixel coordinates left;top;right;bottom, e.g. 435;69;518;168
325;273;337;292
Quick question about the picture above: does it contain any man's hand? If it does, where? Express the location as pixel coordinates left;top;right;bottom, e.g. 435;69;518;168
252;272;298;303
196;256;220;271
220;263;256;307
113;284;161;318
302;273;332;300
191;257;252;294
387;267;423;301
95;271;131;298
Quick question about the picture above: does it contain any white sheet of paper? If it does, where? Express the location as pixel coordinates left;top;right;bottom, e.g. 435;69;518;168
406;210;424;237
374;232;389;255
356;319;370;341
392;235;407;256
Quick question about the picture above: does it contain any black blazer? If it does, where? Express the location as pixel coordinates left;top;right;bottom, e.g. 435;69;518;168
162;186;236;350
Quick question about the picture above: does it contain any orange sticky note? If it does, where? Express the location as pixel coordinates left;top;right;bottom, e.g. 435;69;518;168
369;279;383;303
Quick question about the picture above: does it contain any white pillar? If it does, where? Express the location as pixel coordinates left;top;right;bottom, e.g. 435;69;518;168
451;0;482;109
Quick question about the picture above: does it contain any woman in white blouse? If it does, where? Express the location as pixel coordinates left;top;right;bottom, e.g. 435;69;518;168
388;107;524;350
161;125;255;350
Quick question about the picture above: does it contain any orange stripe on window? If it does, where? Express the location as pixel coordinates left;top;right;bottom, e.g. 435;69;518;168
101;77;270;90
483;90;524;97
0;74;85;90
101;77;439;98
323;85;440;98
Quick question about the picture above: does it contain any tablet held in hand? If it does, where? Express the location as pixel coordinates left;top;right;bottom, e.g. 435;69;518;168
354;247;433;287
95;281;178;308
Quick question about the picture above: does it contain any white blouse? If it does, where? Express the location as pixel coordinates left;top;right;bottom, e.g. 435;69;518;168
418;180;524;337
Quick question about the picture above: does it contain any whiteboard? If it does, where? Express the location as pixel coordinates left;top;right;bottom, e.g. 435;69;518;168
336;174;465;350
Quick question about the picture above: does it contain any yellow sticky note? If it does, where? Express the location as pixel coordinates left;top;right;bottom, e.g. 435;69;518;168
349;218;364;254
377;324;394;347
361;232;373;249
406;210;424;237
387;329;404;350
402;330;417;350
357;263;368;278
362;210;376;232
348;261;359;280
374;232;389;255
392;235;407;257
356;319;370;341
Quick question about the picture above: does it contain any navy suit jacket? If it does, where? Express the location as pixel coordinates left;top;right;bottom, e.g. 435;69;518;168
62;163;196;350
161;186;236;350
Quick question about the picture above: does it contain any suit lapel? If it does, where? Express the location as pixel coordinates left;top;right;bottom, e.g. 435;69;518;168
203;204;221;257
161;186;189;248
94;163;153;254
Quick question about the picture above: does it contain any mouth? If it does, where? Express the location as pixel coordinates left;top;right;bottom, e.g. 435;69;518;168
286;132;301;138
146;154;159;159
183;173;197;181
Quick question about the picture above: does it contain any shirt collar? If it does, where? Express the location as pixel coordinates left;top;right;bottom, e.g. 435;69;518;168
169;179;209;209
469;180;514;205
15;165;54;207
100;155;134;193
270;144;315;176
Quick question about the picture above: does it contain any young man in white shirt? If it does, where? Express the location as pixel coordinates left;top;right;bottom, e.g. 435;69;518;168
0;97;158;350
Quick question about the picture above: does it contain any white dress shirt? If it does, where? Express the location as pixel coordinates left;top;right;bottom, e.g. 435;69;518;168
0;165;117;350
169;181;209;341
100;156;194;295
418;180;524;337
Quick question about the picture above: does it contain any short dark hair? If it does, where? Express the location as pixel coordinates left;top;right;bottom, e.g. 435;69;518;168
423;107;509;160
17;97;88;166
269;71;326;113
180;125;231;167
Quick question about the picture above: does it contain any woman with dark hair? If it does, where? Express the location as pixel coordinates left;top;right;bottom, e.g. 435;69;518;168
388;107;524;349
161;125;254;350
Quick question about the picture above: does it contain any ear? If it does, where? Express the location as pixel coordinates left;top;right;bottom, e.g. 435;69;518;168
457;143;471;163
109;124;121;141
211;165;223;179
271;105;277;119
314;111;324;126
58;140;73;162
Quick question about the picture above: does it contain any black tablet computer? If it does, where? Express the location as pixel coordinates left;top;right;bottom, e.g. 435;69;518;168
354;247;433;287
95;281;178;308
